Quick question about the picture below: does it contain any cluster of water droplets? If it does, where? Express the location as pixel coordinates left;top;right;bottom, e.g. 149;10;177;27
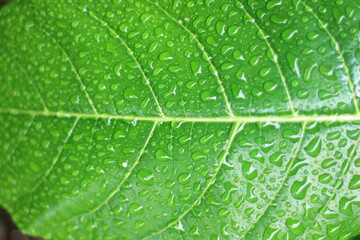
0;0;360;239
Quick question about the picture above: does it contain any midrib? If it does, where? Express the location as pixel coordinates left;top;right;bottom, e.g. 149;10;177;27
1;108;360;123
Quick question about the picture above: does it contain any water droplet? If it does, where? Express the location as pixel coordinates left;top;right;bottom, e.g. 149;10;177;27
282;129;301;143
159;51;173;61
216;21;226;35
305;136;322;157
218;208;230;217
113;130;125;139
206;36;218;46
266;0;282;10
269;151;284;167
319;65;337;80
190;151;206;163
190;61;202;75
137;169;154;186
321;158;336;169
124;87;138;100
281;27;298;43
318;173;333;184
263;81;278;94
177;172;191;184
291;177;311;200
140;13;153;23
228;25;240;37
349;175;360;190
249;55;262;66
285;218;305;235
259;67;271;78
129;202;144;215
135;220;146;229
242;161;258;180
306;31;320;41
250;149;264;163
201;91;217;101
155;148;173;161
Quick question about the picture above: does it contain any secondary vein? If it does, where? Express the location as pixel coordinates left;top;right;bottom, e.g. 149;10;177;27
241;122;307;239
142;121;242;239
236;0;297;115
302;129;360;236
147;0;235;117
299;0;360;114
69;1;166;117
0;47;49;111
60;121;158;225
0;115;35;169
32;24;99;114
26;117;80;196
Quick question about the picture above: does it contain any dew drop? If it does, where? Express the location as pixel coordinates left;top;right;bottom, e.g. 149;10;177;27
305;136;322;157
137;169;155;186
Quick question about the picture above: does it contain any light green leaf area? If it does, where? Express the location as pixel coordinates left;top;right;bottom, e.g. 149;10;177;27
0;0;360;239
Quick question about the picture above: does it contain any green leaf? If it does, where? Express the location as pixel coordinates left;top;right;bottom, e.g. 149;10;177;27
0;0;360;239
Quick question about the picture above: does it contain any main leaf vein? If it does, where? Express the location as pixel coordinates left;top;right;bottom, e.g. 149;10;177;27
1;108;360;123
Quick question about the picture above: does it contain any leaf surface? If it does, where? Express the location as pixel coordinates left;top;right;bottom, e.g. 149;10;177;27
0;0;360;239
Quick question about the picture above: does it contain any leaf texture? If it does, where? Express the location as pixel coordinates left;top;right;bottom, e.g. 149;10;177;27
0;0;360;239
